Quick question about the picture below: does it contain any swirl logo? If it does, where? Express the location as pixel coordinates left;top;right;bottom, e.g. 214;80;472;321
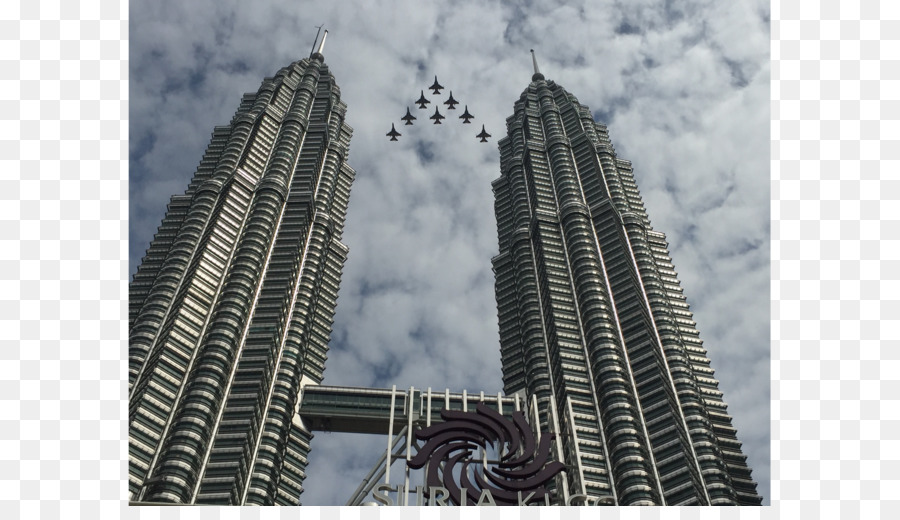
407;402;565;506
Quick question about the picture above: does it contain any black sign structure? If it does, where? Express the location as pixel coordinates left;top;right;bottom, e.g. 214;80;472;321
407;403;565;506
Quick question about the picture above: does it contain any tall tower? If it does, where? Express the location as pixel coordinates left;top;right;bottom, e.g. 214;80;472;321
128;40;355;504
490;55;762;505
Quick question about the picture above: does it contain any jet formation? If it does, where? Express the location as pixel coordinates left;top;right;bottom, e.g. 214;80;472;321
386;75;490;143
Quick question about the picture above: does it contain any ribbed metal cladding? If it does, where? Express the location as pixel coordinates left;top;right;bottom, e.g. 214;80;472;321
128;54;355;505
492;76;762;505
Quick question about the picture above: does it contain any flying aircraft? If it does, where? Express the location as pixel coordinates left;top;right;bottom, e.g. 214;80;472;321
401;107;416;125
415;90;430;109
429;75;444;95
386;123;401;141
476;124;491;142
443;91;459;110
430;107;445;124
459;105;474;123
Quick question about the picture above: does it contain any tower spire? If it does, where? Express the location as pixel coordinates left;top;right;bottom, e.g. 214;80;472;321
317;29;328;54
311;28;328;62
310;25;323;58
530;49;544;81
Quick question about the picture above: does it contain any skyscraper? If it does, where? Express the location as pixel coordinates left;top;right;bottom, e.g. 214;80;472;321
489;56;761;505
128;43;355;504
129;42;762;506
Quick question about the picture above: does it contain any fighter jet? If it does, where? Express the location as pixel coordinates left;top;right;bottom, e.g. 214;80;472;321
459;105;474;124
415;90;430;109
443;91;459;110
476;124;491;142
401;107;416;125
386;123;401;141
429;75;444;95
430;107;445;124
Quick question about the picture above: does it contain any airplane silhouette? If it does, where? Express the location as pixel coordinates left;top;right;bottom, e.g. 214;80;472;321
415;90;430;109
386;123;401;141
430;107;445;124
443;91;459;110
401;107;416;125
429;75;444;95
459;105;474;123
476;124;491;142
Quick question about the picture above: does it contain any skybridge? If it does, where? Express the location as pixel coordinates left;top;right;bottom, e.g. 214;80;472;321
297;384;525;434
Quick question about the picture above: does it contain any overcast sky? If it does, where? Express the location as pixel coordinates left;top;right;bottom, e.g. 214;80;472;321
130;0;770;506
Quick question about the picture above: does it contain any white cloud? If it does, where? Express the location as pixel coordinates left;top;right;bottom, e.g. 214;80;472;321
130;0;771;505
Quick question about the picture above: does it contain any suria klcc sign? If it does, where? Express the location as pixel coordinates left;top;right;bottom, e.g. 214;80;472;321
373;403;582;506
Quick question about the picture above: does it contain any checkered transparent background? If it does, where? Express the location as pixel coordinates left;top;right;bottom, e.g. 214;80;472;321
2;0;897;519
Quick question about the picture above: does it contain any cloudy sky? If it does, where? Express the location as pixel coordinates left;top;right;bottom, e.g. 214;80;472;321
129;0;770;506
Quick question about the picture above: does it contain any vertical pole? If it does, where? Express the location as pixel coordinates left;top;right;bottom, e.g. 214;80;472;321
404;386;414;505
427;387;432;427
386;385;396;485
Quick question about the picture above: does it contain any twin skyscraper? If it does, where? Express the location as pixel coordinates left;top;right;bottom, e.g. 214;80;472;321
129;48;761;506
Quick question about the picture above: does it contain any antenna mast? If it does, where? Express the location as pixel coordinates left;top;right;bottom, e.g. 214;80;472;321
310;24;323;58
530;49;544;81
317;29;328;54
